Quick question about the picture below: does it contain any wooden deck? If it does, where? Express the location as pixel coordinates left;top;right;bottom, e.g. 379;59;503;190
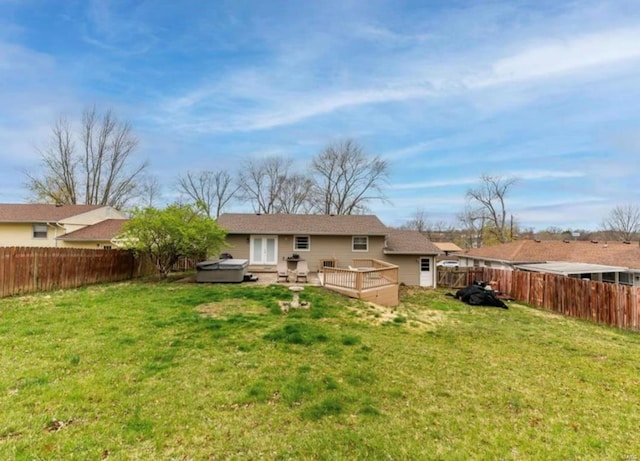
321;259;399;306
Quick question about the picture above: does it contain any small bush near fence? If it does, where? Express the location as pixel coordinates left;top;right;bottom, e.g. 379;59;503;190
0;247;155;298
479;268;640;332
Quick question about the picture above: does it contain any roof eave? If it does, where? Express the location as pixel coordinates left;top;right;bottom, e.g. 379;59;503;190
225;230;388;236
56;237;110;242
383;250;441;255
461;255;542;265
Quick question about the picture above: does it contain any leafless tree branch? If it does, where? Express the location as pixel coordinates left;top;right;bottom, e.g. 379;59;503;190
310;139;389;215
25;106;146;208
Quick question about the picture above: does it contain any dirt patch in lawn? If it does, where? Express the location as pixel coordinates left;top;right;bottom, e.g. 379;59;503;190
195;299;269;318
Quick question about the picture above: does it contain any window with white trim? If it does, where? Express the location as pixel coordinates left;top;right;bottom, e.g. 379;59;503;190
352;236;368;252
33;223;48;239
619;272;632;285
294;235;310;251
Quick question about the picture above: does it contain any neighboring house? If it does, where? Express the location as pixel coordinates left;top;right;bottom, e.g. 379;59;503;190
0;203;128;249
217;213;442;287
459;239;640;286
433;241;463;257
56;219;129;249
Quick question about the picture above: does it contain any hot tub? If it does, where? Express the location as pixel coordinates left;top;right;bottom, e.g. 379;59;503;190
196;259;249;283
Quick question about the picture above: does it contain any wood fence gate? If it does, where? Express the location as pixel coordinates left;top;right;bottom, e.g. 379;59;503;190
437;268;484;288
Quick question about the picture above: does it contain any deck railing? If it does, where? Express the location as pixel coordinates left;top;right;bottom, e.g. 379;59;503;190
322;259;399;305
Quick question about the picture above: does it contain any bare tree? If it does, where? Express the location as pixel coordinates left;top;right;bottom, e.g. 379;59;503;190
276;173;313;214
25;106;146;208
139;175;162;208
310;139;389;215
601;204;640;241
457;206;487;248
26;117;78;204
400;208;429;232
399;208;455;240
428;220;456;241
177;170;237;218
466;174;517;243
237;156;292;214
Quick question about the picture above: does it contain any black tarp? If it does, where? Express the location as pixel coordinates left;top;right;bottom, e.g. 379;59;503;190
453;284;508;309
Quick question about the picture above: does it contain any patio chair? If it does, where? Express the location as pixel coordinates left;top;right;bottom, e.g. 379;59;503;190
277;260;289;282
294;260;309;283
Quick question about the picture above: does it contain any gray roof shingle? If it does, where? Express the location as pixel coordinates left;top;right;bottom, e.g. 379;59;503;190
217;213;389;236
384;230;442;255
56;219;128;241
0;204;104;222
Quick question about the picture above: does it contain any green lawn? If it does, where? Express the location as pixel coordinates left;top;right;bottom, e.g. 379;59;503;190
1;281;640;460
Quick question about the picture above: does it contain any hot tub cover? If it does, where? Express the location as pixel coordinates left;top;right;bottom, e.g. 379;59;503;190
196;259;249;271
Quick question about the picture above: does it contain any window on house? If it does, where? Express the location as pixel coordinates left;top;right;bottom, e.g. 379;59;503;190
602;272;616;284
33;223;48;239
420;258;430;271
352;236;368;252
619;272;632;285
103;245;112;250
294;235;310;251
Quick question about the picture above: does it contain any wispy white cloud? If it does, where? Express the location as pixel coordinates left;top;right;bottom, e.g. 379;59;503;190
390;170;584;191
156;80;436;133
478;27;640;87
514;170;586;180
156;22;640;135
81;0;159;55
390;177;480;191
0;41;54;74
515;198;611;228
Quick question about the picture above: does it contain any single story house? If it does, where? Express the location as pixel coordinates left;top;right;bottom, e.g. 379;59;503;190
216;213;442;287
0;203;128;249
459;239;640;286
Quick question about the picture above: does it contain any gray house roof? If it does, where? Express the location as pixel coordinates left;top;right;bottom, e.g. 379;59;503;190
0;203;104;223
56;219;128;242
218;213;389;236
384;230;442;255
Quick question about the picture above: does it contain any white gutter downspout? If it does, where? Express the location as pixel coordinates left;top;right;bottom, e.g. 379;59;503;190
46;222;65;248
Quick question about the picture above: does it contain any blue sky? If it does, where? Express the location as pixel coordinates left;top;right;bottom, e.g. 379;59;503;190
1;0;639;230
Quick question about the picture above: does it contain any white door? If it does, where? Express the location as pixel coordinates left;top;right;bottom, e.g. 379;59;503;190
250;235;278;265
419;257;433;287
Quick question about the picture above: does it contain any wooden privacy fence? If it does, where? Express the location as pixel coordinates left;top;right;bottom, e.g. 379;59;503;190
437;267;484;288
479;267;640;331
0;247;155;298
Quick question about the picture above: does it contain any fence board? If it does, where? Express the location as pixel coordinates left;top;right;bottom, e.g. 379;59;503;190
0;247;155;298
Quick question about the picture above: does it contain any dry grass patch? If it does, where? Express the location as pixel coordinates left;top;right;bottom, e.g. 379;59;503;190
195;299;269;318
346;300;450;331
